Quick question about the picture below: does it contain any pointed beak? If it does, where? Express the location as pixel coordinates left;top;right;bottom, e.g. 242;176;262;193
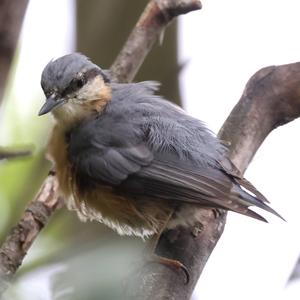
38;93;65;116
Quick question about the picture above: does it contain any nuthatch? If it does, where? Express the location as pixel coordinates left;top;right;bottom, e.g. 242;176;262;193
39;53;283;277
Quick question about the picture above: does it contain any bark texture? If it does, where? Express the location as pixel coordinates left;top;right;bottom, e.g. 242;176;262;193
0;176;63;294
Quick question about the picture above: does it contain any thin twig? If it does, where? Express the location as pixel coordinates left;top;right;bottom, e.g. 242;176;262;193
0;149;31;160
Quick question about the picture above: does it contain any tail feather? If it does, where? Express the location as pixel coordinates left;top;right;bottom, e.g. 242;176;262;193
234;177;270;203
241;209;268;223
234;185;286;221
253;201;286;221
220;158;271;204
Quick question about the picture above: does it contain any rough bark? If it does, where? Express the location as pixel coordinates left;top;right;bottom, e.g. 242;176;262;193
0;0;29;104
219;63;300;170
0;175;63;294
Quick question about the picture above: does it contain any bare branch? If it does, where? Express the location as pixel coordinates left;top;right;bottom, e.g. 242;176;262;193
0;176;63;294
110;0;202;83
219;63;300;172
130;62;300;299
0;0;29;104
0;148;31;160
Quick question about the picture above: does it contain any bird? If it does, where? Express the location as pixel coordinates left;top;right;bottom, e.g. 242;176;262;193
39;53;283;279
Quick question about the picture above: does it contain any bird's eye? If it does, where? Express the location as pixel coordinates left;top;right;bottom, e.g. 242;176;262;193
44;90;53;98
75;76;86;89
76;78;85;89
62;74;87;98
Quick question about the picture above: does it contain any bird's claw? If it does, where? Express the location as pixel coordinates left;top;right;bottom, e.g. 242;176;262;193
146;254;190;284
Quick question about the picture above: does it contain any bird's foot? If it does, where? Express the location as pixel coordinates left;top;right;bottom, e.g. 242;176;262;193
145;254;190;284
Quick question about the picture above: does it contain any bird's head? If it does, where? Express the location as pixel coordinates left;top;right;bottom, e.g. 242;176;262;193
39;53;111;127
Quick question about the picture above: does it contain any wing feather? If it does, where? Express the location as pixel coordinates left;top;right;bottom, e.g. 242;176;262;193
68;112;282;221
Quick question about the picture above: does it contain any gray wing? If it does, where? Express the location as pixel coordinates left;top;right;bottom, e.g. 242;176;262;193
120;158;283;221
68;115;283;222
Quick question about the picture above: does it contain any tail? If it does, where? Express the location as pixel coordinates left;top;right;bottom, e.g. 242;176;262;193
232;184;286;222
219;157;284;220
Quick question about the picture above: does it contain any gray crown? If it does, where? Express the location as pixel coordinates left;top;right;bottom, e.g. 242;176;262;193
41;53;99;93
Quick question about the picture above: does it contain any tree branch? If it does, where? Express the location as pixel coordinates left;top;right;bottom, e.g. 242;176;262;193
129;62;300;299
110;0;202;83
0;175;63;294
219;63;300;171
0;0;201;296
0;148;31;160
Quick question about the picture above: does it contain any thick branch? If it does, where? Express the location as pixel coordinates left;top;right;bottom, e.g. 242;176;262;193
130;62;300;300
0;176;63;294
219;63;300;171
0;0;29;104
110;0;202;83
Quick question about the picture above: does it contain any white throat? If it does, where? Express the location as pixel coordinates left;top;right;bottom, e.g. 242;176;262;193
51;76;111;130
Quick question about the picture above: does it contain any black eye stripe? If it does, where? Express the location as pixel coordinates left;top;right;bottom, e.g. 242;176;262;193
75;76;86;88
61;74;87;97
61;67;109;98
61;80;81;97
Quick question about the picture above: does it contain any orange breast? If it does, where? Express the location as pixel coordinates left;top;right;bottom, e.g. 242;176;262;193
47;125;73;199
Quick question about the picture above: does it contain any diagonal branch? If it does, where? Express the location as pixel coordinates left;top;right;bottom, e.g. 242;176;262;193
130;62;300;299
0;0;202;296
0;175;64;294
219;63;300;170
110;0;202;83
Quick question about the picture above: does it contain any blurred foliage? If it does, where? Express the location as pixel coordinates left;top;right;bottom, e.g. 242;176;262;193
0;68;49;239
3;238;143;300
